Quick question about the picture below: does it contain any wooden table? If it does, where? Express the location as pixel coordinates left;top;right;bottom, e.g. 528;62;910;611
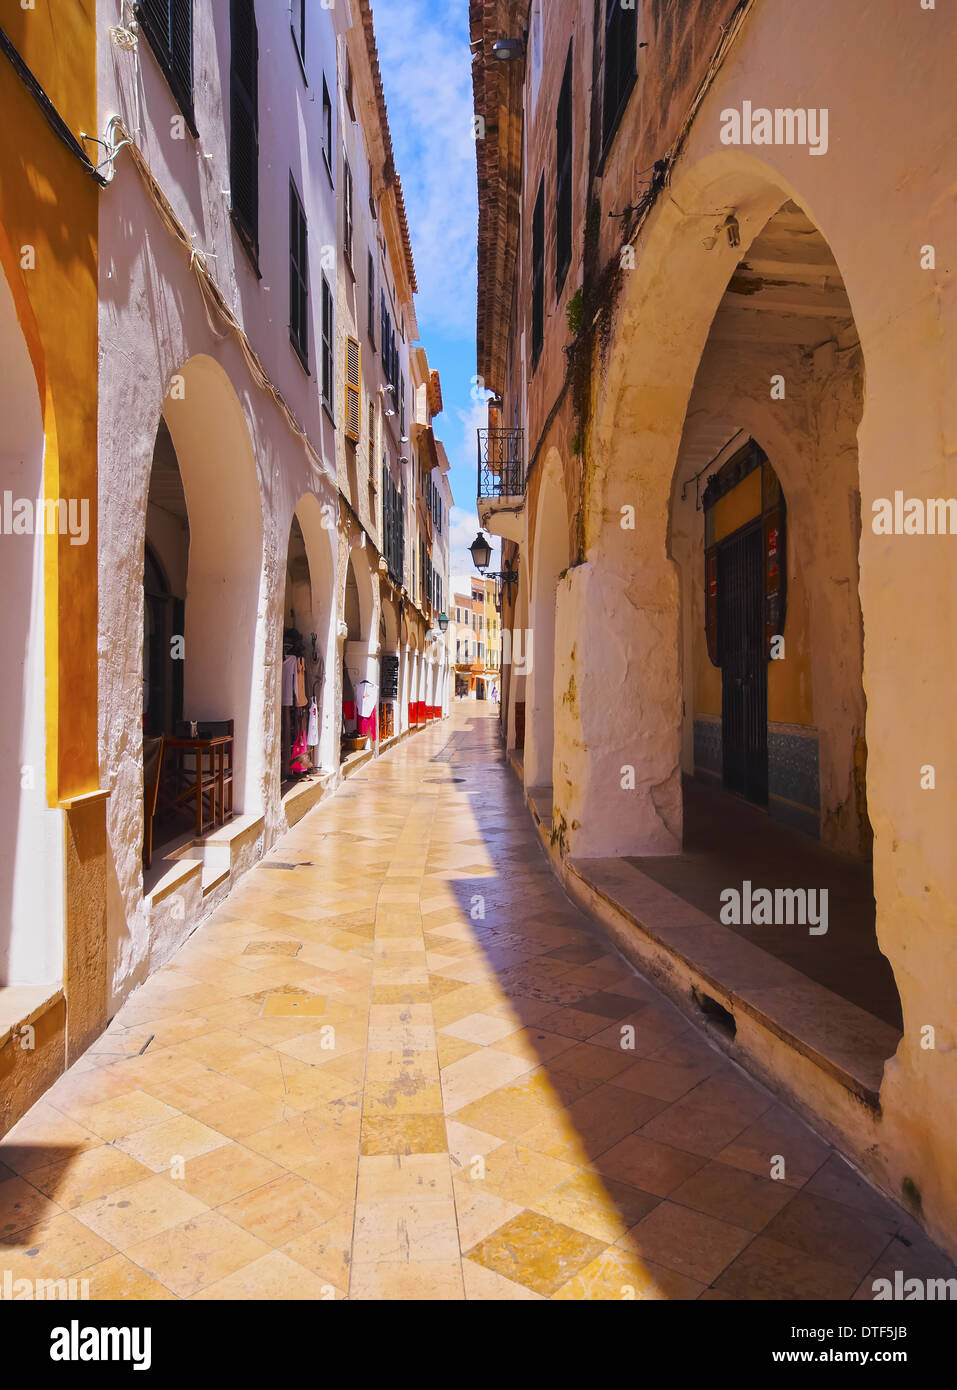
164;735;233;835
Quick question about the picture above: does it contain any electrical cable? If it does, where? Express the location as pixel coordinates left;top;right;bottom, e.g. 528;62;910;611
102;115;338;498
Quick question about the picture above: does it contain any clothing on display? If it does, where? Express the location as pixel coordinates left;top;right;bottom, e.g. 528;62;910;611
281;654;297;707
282;626;319;779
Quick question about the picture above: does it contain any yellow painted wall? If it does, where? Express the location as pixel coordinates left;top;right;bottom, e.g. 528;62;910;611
0;5;99;802
0;4;106;1115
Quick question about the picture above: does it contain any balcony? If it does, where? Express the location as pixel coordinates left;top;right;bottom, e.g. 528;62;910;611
477;427;525;541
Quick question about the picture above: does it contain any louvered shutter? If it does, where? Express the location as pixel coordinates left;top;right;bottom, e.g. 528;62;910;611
170;0;193;98
345;338;361;443
230;0;259;252
137;0;195;132
289;181;309;366
555;41;573;293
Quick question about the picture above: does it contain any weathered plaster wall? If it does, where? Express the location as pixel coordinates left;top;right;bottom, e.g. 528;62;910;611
96;1;342;1008
543;0;957;1253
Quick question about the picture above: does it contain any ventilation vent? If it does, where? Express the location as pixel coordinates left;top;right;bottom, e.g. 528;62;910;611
692;987;736;1038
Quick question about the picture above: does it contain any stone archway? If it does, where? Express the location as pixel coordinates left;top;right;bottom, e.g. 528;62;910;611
160;356;265;815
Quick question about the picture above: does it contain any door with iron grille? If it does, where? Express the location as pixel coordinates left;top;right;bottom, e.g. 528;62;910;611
718;523;768;804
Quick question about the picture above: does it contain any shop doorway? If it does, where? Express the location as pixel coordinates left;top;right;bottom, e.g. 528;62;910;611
281;515;321;785
718;523;767;805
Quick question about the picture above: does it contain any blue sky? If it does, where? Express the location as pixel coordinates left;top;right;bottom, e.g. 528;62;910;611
373;0;500;593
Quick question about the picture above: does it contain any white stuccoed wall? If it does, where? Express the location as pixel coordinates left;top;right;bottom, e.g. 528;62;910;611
96;1;344;1007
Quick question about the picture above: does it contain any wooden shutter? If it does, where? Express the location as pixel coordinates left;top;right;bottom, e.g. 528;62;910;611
343;161;353;263
170;0;193;102
289;180;308;366
345;337;361;443
230;0;258;252
531;176;545;364
137;0;195;132
321;278;333;407
555;41;573;293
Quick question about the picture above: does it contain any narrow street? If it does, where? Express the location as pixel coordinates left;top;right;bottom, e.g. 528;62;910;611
2;703;950;1301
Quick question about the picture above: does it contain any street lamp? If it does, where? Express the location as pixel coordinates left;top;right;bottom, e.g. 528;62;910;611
492;38;524;61
438;612;450;633
469;530;518;599
469;532;492;572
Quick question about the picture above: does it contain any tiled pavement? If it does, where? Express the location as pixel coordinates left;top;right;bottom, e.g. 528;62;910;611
1;703;953;1300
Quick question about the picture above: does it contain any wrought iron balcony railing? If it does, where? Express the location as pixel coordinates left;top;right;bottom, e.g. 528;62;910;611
477;427;525;502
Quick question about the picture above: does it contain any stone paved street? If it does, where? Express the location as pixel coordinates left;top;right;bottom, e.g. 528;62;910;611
1;704;952;1300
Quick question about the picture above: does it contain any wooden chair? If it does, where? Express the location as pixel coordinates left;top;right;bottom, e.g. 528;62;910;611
143;734;165;870
168;720;219;834
196;719;234;822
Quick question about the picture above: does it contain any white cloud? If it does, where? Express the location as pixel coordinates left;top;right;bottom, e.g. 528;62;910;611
372;0;478;339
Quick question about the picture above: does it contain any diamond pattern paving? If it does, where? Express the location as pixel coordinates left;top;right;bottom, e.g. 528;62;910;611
2;704;954;1300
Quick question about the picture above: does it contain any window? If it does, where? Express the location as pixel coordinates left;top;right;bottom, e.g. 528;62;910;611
529;0;543;107
345;53;355;119
380;292;398;392
345;337;361;443
367;252;376;346
368;157;377;219
321;78;333;179
602;0;638;153
137;0;196;135
399;372;405;437
291;0;305;65
368;399;375;464
230;0;259;259
381;465;404;584
321;276;334;411
343;158;353;265
531;173;545;367
289;176;309;368
555;40;573;295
